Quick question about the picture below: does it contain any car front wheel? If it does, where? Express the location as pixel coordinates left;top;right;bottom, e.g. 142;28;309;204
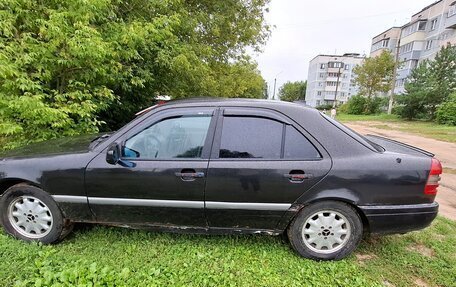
287;201;363;260
0;184;71;243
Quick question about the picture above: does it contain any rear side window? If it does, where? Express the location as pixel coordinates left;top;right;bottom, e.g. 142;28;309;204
284;126;321;159
218;116;321;160
219;117;282;159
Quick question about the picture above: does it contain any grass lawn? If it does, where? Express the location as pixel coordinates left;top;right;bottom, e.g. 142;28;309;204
337;114;456;143
0;217;455;287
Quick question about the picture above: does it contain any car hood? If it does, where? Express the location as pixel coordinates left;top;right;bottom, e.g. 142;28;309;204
0;134;102;159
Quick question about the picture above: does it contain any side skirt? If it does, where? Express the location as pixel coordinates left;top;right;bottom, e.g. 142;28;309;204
72;221;283;236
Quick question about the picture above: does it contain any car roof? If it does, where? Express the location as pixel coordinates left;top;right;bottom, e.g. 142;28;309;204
159;97;316;112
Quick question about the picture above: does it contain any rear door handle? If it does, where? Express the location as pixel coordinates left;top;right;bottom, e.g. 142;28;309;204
283;171;314;183
175;170;205;181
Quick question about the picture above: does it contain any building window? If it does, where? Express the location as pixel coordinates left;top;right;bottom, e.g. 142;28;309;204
449;3;456;17
328;62;343;68
418;21;427;31
319;73;325;78
316;100;321;106
344;64;350;70
328;72;341;77
425;40;433;50
318;82;323;87
382;39;390;48
399;42;413;54
430;19;438;30
317;91;322;96
320;64;326;69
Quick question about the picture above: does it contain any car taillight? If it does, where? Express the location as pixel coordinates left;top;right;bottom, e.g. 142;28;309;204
424;158;442;195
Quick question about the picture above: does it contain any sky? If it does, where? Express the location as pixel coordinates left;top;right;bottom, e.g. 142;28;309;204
255;0;434;96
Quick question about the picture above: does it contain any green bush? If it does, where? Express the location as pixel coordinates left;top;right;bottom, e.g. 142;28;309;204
315;104;333;111
344;95;386;115
337;102;349;114
436;93;456;125
345;95;367;114
0;0;269;148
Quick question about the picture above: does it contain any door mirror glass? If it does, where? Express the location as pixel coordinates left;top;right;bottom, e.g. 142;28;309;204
106;143;121;165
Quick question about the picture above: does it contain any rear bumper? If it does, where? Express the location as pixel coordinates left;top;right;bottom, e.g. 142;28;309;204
359;202;438;235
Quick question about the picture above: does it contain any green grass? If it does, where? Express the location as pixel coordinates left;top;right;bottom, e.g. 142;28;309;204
338;114;456;143
1;217;455;286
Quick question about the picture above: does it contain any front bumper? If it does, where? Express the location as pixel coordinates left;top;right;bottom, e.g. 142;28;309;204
359;202;438;235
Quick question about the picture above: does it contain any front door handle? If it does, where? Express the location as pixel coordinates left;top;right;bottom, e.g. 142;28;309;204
283;171;314;183
175;169;205;181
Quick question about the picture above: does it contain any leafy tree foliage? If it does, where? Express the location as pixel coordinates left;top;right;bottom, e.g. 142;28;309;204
396;44;456;120
0;0;270;146
353;51;395;98
436;93;456;125
278;81;306;102
341;95;385;115
395;62;431;120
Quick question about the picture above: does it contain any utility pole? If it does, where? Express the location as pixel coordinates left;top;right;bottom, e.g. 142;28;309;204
333;65;342;108
272;78;277;100
388;35;402;114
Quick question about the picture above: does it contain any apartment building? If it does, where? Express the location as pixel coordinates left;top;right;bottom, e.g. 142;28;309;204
370;27;402;58
371;0;456;94
305;53;364;107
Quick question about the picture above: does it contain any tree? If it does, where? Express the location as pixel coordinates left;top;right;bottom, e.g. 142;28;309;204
395;61;431;120
397;44;456;120
436;92;456;125
278;81;307;102
0;0;270;146
353;51;395;99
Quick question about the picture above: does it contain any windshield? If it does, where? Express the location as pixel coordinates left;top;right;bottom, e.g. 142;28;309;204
320;113;384;152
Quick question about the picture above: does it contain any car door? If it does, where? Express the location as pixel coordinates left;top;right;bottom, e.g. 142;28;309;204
85;107;217;227
205;107;332;230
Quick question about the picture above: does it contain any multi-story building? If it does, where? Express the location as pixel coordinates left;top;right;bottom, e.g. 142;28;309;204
371;0;456;94
305;53;364;107
370;27;402;58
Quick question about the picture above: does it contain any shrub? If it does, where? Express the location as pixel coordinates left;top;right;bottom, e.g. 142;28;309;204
315;104;333;111
343;95;387;115
345;95;367;114
436;93;456;125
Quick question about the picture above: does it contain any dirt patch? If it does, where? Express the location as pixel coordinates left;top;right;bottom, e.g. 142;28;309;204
414;278;429;287
355;253;377;265
433;233;446;242
406;244;435;258
382;280;396;287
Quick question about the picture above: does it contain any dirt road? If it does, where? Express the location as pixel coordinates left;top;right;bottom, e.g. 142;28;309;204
345;121;456;221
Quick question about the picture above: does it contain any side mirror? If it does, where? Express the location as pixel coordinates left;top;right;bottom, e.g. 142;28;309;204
106;143;121;165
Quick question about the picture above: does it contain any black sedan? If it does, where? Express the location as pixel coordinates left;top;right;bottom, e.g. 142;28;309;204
0;99;442;260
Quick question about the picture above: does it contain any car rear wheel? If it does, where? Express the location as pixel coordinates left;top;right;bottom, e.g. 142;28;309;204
287;201;363;260
0;184;72;243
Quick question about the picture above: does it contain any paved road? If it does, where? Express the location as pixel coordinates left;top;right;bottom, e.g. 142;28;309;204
345;121;456;221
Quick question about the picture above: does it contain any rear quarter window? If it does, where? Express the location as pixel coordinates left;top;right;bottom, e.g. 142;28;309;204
284;126;321;159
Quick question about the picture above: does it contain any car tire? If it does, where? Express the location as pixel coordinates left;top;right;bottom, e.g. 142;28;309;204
0;184;71;244
287;201;363;260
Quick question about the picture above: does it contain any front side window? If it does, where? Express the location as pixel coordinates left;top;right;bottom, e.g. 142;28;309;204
123;116;211;159
219;117;282;159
